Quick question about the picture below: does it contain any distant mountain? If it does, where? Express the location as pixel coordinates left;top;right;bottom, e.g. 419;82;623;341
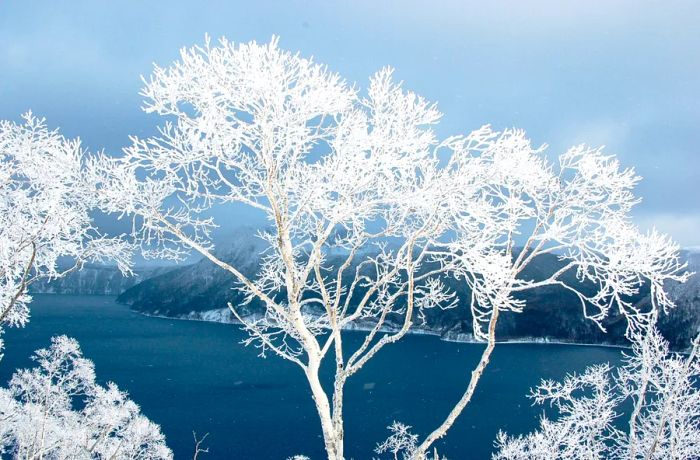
651;250;700;349
116;233;266;317
29;263;173;296
116;239;700;350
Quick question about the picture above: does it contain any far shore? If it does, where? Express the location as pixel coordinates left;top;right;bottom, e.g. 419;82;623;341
130;305;634;351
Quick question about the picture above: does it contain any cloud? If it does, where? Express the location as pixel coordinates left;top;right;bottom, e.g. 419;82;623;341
634;213;700;248
0;1;697;229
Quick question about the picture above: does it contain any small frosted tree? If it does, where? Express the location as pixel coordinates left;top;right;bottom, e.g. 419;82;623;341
0;335;172;459
93;37;687;459
494;327;700;460
0;114;130;355
375;422;420;460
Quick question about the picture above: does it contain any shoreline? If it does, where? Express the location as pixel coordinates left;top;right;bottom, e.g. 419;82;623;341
131;307;632;351
31;293;635;351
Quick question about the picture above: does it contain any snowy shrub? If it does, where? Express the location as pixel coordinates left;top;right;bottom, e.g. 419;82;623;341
0;335;172;459
494;327;700;460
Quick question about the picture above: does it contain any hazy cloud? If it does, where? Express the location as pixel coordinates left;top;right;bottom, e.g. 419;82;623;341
0;0;698;245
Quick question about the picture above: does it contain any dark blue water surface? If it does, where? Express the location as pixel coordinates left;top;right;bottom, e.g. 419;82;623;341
0;295;623;459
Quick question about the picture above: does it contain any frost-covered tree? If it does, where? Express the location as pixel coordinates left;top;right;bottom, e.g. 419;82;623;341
0;114;131;355
494;327;700;460
0;335;172;459
0;116;169;458
92;37;687;459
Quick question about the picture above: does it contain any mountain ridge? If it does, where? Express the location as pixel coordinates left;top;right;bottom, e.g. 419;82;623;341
115;239;700;350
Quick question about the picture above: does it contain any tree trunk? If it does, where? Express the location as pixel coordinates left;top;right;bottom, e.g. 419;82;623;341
331;374;346;460
411;307;500;459
305;356;343;460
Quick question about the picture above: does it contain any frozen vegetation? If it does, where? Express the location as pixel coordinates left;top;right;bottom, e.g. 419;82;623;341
0;37;696;459
0;115;172;458
0;336;171;459
494;328;700;460
92;37;689;459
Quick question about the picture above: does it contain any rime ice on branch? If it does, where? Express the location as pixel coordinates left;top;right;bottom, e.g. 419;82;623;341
92;37;688;460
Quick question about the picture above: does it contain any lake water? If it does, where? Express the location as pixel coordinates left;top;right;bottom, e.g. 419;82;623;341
0;295;624;459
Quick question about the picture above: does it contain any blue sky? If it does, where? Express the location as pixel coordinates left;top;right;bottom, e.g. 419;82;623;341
1;1;698;246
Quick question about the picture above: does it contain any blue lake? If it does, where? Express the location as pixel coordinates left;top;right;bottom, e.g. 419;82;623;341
0;295;624;459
